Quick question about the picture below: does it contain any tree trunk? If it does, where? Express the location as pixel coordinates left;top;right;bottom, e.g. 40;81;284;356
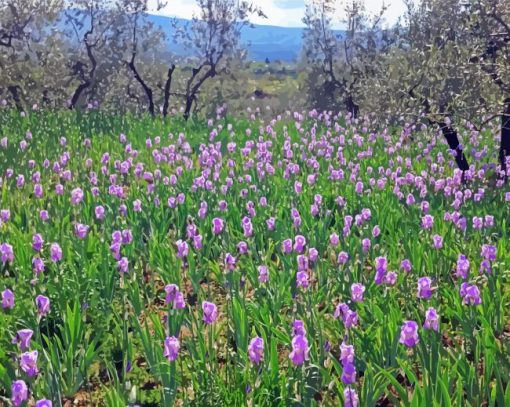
183;97;193;121
183;65;214;121
128;60;154;117
7;85;23;111
162;64;176;118
345;95;359;119
499;99;510;176
69;81;90;110
420;96;469;172
69;38;96;110
437;122;470;171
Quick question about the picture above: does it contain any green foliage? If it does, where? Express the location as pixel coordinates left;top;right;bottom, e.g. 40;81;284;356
0;110;509;405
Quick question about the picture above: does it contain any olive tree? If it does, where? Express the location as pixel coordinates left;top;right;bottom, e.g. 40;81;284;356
467;0;510;174
63;0;125;109
0;0;63;110
175;0;265;121
302;0;394;118
120;0;176;117
359;0;477;171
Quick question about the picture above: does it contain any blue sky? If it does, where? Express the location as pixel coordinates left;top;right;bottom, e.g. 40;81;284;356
150;0;407;28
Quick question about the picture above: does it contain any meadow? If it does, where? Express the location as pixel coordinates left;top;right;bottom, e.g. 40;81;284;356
0;109;509;406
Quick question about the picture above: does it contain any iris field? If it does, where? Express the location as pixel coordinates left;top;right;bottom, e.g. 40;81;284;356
0;110;509;406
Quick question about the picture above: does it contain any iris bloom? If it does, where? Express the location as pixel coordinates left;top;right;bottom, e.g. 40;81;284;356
399;320;419;347
12;329;33;351
341;362;356;384
401;259;412;273
248;336;264;365
258;265;269;283
417;277;433;299
50;243;62;262
202;301;218;324
163;336;180;361
424;307;439;331
212;218;224;234
339;341;355;365
455;254;470;279
36;295;50;317
20;350;39;377
344;387;359;407
460;283;482;305
2;288;14;309
351;283;365;302
11;380;28;407
289;335;309;366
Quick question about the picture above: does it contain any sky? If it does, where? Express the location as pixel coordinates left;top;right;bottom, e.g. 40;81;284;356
149;0;407;28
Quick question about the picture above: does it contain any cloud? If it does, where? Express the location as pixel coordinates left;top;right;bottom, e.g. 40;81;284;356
150;0;406;28
273;0;304;9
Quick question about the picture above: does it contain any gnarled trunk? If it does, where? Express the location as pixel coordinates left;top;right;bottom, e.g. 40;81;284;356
183;64;215;121
499;99;510;176
345;95;359;119
418;96;469;172
162;64;176;118
7;85;23;111
69;25;97;110
128;59;154;117
183;97;193;122
69;81;90;110
437;122;470;171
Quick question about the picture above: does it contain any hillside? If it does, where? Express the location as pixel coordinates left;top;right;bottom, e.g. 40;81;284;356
58;11;343;62
148;15;308;61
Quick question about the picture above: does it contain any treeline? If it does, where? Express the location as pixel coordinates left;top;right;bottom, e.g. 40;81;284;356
0;0;509;172
0;0;264;119
301;0;509;173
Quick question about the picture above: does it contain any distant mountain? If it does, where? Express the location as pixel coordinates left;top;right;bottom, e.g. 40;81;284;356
147;15;307;62
58;11;344;62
